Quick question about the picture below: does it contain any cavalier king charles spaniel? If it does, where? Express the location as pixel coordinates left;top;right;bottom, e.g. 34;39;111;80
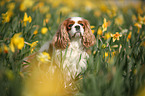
27;17;96;79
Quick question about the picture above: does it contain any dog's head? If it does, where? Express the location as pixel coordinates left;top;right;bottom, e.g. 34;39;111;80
53;17;96;49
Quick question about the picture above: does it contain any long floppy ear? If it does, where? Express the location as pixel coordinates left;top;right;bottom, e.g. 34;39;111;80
53;19;70;49
82;19;96;48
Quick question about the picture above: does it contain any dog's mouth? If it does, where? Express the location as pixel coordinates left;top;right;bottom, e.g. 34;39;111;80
72;31;83;38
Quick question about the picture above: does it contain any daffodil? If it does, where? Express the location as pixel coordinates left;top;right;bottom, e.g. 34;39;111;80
97;27;103;36
94;10;101;17
115;15;124;25
105;52;108;58
32;2;44;11
27;41;38;53
57;7;71;15
7;2;15;11
134;23;142;33
33;30;38;35
127;32;132;41
20;0;34;11
140;41;145;47
111;32;122;42
37;52;51;63
0;1;5;6
23;13;32;26
104;32;111;40
3;44;9;53
41;27;48;34
2;11;13;23
9;32;24;52
138;14;143;24
132;15;137;22
91;26;95;34
102;18;108;32
39;6;50;14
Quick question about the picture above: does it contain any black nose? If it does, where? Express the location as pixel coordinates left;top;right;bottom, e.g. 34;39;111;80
75;25;80;30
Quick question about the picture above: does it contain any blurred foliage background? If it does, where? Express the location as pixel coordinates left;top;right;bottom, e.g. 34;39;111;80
0;0;145;96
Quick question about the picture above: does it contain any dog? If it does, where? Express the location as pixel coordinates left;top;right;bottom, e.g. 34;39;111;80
39;17;96;78
24;17;96;80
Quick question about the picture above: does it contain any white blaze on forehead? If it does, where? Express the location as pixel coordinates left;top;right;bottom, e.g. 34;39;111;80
70;17;83;23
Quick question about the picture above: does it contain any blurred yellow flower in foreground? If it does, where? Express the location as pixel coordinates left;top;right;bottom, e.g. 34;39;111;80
23;65;65;96
37;52;51;63
10;32;24;52
23;13;32;26
111;32;122;42
2;11;13;23
41;27;48;34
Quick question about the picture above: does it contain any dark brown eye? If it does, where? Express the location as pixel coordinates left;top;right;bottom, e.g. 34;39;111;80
80;23;84;26
68;24;73;27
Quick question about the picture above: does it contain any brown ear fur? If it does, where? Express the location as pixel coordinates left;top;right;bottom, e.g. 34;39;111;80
82;19;96;48
53;18;70;49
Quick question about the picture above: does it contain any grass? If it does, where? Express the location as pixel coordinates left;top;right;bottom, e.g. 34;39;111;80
0;0;145;96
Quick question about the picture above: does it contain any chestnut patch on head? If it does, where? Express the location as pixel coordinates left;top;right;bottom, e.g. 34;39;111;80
67;21;75;30
78;21;84;28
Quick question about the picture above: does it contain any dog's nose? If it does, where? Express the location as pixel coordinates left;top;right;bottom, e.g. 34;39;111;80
75;25;80;30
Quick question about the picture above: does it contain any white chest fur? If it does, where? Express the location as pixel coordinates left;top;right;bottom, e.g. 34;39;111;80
54;38;89;78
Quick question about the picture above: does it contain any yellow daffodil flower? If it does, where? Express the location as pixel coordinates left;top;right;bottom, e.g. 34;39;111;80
138;14;143;24
134;23;142;33
3;44;9;53
20;0;34;11
33;30;38;35
127;32;132;41
105;52;108;58
94;10;101;17
37;52;51;63
2;11;13;23
23;13;32;26
97;27;103;35
7;2;15;11
41;27;48;34
102;18;108;32
91;26;95;34
9;32;24;52
141;41;145;47
27;41;38;53
104;32;111;40
0;1;5;6
111;32;122;42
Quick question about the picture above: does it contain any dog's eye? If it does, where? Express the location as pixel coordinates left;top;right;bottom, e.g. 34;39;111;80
80;23;84;26
68;24;73;27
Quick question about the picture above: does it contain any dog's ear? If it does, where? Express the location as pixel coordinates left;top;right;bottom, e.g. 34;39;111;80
82;19;96;48
53;18;70;49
